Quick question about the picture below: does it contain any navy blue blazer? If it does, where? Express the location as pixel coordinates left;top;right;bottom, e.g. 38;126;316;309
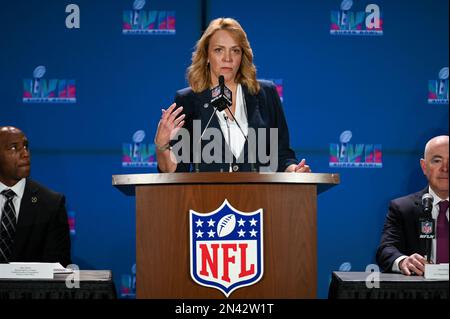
167;80;298;173
376;188;428;272
10;178;72;267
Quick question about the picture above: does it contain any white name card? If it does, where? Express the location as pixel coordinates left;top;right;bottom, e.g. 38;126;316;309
0;263;54;279
424;263;449;280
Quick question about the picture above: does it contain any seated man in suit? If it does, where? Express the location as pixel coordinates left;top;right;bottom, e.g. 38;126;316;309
0;126;71;267
376;135;448;275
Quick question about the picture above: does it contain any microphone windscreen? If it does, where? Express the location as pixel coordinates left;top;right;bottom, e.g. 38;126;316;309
219;75;224;86
422;193;434;205
421;193;434;215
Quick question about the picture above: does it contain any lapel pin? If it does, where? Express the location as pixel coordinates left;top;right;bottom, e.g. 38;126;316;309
31;197;38;203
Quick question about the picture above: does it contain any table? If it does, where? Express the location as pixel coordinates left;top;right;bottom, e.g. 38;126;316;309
328;271;449;299
0;270;116;299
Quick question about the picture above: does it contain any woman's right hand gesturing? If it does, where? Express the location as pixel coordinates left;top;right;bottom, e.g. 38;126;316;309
154;103;185;151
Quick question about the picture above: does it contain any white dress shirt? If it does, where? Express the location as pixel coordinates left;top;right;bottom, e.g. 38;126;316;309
392;187;449;272
0;179;26;222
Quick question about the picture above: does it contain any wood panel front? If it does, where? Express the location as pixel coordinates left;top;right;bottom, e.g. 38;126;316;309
136;183;317;299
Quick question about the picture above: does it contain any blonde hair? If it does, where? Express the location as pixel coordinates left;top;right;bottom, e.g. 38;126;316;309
187;17;260;95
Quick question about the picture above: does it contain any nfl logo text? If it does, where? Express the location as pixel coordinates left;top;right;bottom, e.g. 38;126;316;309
190;200;263;297
420;221;435;239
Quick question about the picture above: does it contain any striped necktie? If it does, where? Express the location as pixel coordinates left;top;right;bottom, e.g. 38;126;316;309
0;189;17;263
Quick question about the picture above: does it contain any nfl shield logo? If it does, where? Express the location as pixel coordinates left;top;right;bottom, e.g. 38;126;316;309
421;221;433;234
189;199;263;297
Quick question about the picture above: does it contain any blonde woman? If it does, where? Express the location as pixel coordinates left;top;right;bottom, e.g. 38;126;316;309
154;18;310;173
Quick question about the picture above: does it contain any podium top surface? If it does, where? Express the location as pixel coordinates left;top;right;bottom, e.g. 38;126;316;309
112;172;339;195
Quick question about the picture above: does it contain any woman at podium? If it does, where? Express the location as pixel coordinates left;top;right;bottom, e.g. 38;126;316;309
154;17;311;174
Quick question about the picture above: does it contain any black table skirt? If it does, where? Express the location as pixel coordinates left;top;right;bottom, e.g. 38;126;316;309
0;270;116;299
329;271;449;299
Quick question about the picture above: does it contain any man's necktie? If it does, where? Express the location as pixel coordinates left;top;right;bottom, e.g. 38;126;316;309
436;200;449;264
0;189;17;263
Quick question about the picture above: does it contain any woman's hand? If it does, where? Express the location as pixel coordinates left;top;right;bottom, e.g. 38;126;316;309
285;159;311;173
154;103;185;149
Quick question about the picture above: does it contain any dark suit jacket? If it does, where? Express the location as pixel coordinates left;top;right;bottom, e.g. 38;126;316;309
10;178;72;267
166;80;298;172
376;188;428;272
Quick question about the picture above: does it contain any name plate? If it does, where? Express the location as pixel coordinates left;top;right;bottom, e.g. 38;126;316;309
0;263;54;279
424;263;449;280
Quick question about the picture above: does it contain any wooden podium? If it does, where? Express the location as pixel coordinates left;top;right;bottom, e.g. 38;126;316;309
113;172;339;299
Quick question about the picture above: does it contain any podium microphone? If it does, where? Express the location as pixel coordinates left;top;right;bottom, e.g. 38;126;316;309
211;75;232;111
422;193;434;217
214;76;256;172
419;193;435;263
195;76;256;172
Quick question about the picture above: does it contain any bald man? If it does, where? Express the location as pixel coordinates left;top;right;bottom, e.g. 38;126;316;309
376;135;449;275
0;126;71;266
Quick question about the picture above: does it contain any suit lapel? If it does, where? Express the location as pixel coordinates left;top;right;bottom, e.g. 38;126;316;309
240;85;262;162
12;179;39;258
195;89;218;129
242;85;259;129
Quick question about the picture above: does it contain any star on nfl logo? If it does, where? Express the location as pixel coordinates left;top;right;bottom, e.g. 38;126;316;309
189;199;263;297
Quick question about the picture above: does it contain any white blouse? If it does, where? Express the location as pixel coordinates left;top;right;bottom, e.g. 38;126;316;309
216;84;248;160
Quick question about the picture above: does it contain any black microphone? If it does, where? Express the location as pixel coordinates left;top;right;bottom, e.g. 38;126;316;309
419;193;435;263
211;75;232;111
422;193;434;217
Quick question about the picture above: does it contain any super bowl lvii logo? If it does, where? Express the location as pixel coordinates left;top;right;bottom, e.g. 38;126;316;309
330;0;383;36
428;67;449;104
120;263;136;299
123;0;176;35
68;211;76;236
122;130;157;167
329;130;382;168
23;66;76;103
190;200;263;297
267;79;284;103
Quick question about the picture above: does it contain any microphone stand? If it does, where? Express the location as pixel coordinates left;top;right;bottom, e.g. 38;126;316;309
425;210;433;264
223;114;232;172
210;75;256;172
194;104;220;172
426;238;432;263
421;195;434;263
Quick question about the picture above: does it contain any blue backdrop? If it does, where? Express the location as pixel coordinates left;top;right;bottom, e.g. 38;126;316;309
0;0;448;298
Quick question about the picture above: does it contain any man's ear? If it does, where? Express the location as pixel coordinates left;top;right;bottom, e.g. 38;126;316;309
420;158;427;176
